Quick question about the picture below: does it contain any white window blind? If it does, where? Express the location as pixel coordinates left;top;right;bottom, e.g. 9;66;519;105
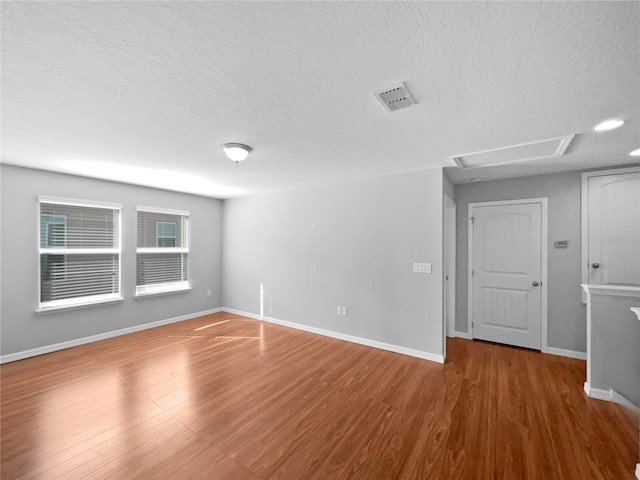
39;198;121;310
136;208;190;296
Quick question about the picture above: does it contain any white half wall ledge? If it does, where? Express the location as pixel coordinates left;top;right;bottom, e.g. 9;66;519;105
222;308;445;364
581;284;640;298
0;308;224;364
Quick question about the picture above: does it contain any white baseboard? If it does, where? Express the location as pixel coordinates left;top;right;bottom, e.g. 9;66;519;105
545;346;587;360
223;308;444;364
611;390;638;409
635;462;639;480
222;308;266;321
584;382;611;401
451;334;585;361
0;307;224;364
584;382;638;409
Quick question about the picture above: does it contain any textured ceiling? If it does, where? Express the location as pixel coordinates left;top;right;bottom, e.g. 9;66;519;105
2;1;639;198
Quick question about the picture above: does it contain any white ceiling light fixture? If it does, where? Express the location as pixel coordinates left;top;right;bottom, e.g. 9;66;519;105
593;118;625;132
223;143;252;164
630;148;640;157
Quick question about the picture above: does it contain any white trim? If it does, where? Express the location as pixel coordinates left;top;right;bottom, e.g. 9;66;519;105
36;295;123;314
136;205;190;216
635;463;639;480
136;210;190;292
39;248;120;255
38;197;122;312
581;284;640;298
223;308;444;364
38;195;122;210
451;135;575;170
545;346;586;360
222;308;265;321
453;330;470;339
0;308;223;364
584;382;610;401
135;284;191;297
584;382;639;409
584;287;593;388
581;166;640;302
611;390;638;409
444;195;456;339
467;198;549;353
136;247;189;255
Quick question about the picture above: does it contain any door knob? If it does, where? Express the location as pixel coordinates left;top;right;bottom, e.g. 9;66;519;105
591;263;600;269
532;281;539;287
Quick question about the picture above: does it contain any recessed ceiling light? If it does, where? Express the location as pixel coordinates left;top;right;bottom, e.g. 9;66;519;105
630;148;640;157
223;143;252;163
593;118;625;132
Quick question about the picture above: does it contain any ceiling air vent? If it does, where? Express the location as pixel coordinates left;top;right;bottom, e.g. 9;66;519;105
374;82;416;112
450;135;575;169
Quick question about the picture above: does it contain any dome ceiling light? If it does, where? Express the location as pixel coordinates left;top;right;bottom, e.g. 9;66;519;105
223;143;252;164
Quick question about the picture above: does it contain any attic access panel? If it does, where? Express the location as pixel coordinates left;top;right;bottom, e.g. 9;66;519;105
451;135;575;169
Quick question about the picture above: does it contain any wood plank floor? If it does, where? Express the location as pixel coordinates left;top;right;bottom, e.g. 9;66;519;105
1;312;637;479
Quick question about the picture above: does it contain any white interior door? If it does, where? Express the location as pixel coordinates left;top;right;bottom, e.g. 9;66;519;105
471;201;544;350
586;171;640;286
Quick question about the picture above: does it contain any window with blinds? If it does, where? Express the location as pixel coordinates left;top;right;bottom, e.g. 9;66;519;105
136;208;190;296
38;198;122;311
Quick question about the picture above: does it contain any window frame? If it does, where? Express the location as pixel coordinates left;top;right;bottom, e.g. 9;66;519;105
135;206;191;297
37;196;123;313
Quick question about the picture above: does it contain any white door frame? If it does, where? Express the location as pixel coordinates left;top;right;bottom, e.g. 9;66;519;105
467;198;549;352
580;165;640;302
444;195;456;339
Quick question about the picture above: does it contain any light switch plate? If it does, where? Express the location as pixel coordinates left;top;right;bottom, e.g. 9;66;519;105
413;262;431;274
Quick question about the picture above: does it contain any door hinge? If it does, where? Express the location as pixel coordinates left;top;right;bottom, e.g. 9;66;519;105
472;269;474;276
471;217;474;224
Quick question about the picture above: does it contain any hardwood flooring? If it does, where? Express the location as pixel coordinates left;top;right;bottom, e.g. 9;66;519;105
1;312;637;479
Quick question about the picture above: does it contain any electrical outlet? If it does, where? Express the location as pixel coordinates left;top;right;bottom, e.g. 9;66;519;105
342;306;348;316
337;306;342;314
207;289;212;297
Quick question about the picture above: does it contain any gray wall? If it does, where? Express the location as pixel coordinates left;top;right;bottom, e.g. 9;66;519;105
223;169;445;356
455;171;586;352
1;165;223;356
590;293;640;406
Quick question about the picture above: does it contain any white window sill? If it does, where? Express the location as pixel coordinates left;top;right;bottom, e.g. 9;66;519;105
36;296;124;315
134;285;191;299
